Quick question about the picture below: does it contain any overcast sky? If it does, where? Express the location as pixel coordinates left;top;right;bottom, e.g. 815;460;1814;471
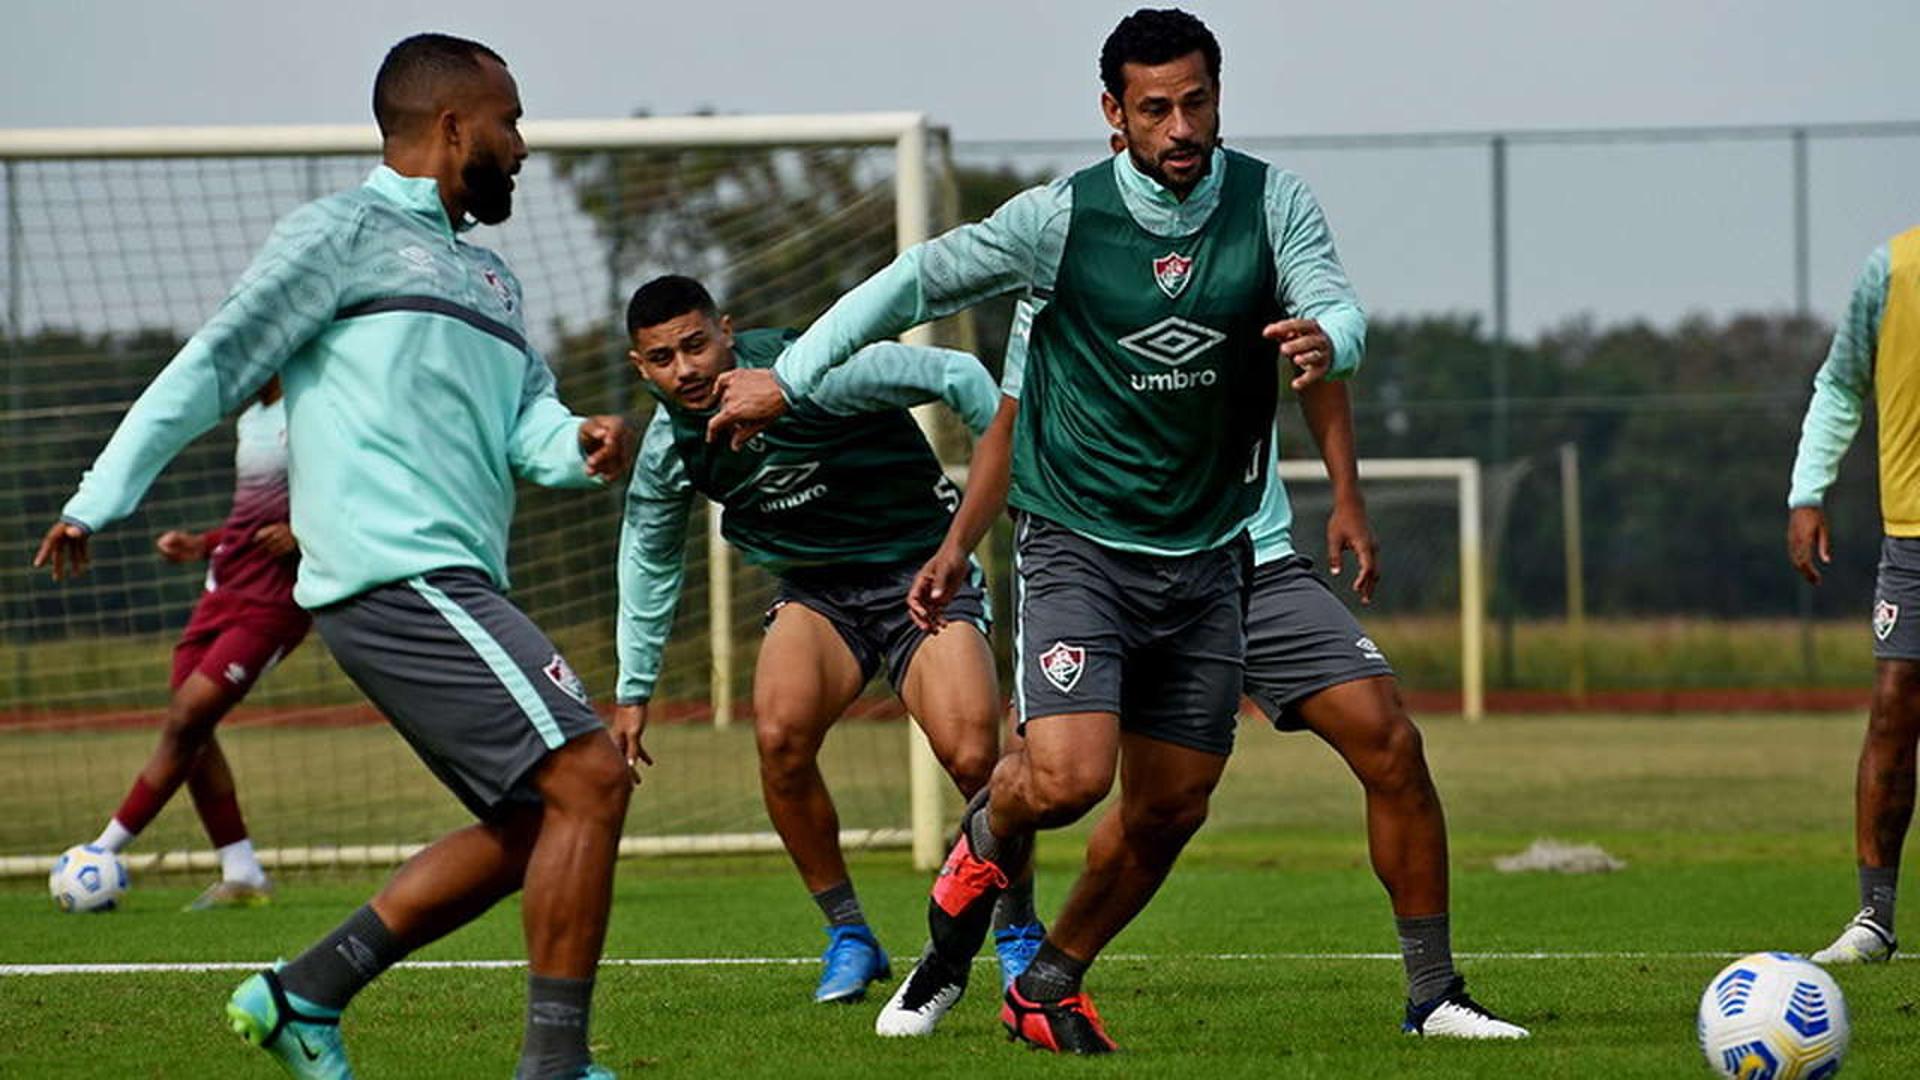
5;0;1917;137
4;1;1919;335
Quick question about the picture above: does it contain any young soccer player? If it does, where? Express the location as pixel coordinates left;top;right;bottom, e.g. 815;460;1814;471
708;8;1340;1053
613;275;1042;1003
37;34;634;1079
81;377;307;910
1790;229;1920;966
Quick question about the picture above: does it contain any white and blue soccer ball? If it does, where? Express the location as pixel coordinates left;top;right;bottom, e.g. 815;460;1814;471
47;844;128;913
1698;952;1848;1079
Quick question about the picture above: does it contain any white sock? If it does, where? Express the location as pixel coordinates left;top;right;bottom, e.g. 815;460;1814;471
94;819;135;853
217;838;266;885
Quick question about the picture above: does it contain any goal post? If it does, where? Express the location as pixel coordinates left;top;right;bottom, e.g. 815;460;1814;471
1274;457;1486;721
0;113;954;876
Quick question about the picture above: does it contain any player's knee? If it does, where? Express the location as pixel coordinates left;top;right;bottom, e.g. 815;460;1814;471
1123;789;1211;846
938;737;997;795
754;719;822;784
543;737;630;822
1870;663;1920;739
1028;759;1113;823
1355;715;1431;795
159;706;219;750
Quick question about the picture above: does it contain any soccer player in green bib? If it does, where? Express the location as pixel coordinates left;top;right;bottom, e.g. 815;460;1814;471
36;35;634;1079
708;8;1338;1052
612;275;1042;1003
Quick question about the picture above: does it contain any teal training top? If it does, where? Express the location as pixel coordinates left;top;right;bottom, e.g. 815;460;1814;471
60;165;600;609
1789;244;1888;510
615;330;996;704
772;147;1365;556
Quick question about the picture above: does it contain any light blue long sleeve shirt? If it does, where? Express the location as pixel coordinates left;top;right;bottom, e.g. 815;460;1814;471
61;165;599;608
1789;245;1887;509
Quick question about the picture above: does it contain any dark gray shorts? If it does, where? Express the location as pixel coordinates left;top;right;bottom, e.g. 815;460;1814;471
1874;537;1920;660
1243;555;1397;731
1013;514;1247;757
314;569;604;820
768;557;991;690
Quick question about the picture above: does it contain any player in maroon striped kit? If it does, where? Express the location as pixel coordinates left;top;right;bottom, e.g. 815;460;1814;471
81;377;311;909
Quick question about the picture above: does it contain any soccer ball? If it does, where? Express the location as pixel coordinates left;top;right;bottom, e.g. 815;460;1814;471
1698;952;1848;1078
47;844;128;913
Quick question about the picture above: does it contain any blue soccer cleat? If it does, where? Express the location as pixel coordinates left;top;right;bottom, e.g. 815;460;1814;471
994;922;1046;990
814;923;891;1003
225;966;355;1079
517;1061;616;1079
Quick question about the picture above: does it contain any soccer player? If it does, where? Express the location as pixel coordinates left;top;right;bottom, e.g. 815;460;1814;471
35;34;634;1080
708;8;1328;1053
918;324;1529;1038
613;275;1041;1003
1790;230;1920;965
80;376;308;910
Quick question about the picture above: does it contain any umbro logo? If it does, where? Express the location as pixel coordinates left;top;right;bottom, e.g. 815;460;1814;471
753;461;820;496
224;662;250;685
1118;316;1226;367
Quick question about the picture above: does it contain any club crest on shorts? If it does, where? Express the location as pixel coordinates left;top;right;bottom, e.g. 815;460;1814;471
1152;251;1194;299
544;653;588;705
1875;599;1899;642
1039;641;1086;693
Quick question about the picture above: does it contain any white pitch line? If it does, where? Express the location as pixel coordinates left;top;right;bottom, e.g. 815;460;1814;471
4;950;1910;977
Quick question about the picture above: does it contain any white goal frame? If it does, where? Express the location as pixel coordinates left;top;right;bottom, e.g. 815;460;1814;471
0;114;950;875
1275;457;1485;722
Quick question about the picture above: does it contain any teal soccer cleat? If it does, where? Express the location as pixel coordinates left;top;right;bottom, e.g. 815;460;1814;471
814;923;891;1003
226;967;355;1079
994;922;1046;990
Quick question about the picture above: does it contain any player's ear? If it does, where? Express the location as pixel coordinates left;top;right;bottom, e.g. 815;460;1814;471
718;313;734;346
1100;91;1124;132
626;348;644;373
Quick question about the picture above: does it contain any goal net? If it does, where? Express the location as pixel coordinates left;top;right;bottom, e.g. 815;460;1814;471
0;115;964;877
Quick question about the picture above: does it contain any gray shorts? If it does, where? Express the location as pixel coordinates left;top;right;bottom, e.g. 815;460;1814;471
768;557;991;690
1013;514;1247;757
1874;537;1920;660
1243;555;1397;731
314;568;604;820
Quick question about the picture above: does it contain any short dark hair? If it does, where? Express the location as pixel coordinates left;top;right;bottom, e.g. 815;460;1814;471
1099;8;1221;99
627;275;718;334
373;33;506;139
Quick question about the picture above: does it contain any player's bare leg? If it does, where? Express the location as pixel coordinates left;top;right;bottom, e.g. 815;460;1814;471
520;732;633;978
93;672;275;906
1818;658;1919;963
754;603;895;1001
753;604;868;894
899;621;1042;984
1296;676;1447;916
878;714;1115;1038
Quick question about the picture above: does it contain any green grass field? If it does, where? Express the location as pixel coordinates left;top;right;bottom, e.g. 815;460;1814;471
4;714;1917;1077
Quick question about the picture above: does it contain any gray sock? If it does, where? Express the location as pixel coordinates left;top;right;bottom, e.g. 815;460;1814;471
516;974;593;1080
1014;940;1088;1002
1396;913;1456;1004
812;880;866;928
994;874;1037;931
966;798;1003;864
1861;865;1899;933
279;905;406;1011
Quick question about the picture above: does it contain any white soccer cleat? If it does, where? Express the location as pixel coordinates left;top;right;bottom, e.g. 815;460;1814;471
1811;910;1897;965
874;953;967;1037
1403;977;1530;1039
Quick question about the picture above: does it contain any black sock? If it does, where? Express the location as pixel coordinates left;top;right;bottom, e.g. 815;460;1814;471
279;905;406;1011
1396;913;1456;1004
516;974;593;1080
994;873;1037;931
966;798;1003;864
1861;865;1899;932
812;880;866;928
1014;940;1088;1002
